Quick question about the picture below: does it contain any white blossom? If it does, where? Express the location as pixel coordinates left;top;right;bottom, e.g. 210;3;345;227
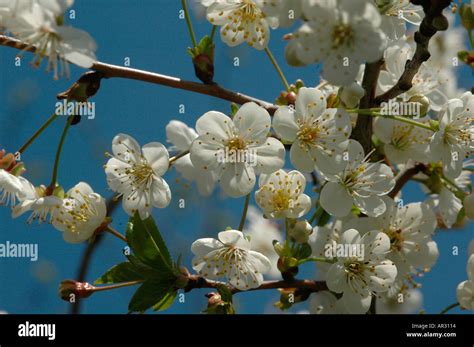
319;140;395;217
326;228;397;313
12;185;63;224
166;120;217;196
273;87;352;173
309;291;347;314
205;0;277;50
373;116;433;164
378;41;449;112
457;254;474;310
359;197;439;277
255;169;311;219
375;0;423;40
286;0;386;86
104;134;171;219
52;182;106;244
430;93;474;179
191;229;271;290
0;169;34;208
190;102;285;197
1;1;96;79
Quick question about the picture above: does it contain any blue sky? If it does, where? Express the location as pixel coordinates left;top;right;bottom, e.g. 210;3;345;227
0;0;472;314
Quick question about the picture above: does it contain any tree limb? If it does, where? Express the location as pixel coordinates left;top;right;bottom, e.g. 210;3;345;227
374;0;452;105
351;58;384;154
0;35;277;114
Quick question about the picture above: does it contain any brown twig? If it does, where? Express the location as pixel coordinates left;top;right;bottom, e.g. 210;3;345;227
388;163;426;198
374;0;452;105
351;59;384;154
184;275;328;294
0;35;277;114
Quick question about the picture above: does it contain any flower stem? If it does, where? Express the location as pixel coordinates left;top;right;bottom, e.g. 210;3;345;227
210;25;217;42
441;175;466;196
93;280;143;293
182;0;197;48
17;112;59;154
350;109;434;132
309;205;323;225
106;226;127;243
264;47;290;91
47;116;73;192
169;150;190;166
468;30;474;49
439;302;459;314
238;193;251;231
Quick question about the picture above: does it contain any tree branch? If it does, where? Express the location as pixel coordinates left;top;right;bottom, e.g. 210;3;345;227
351;59;384;154
388;163;426;198
374;0;452;105
184;275;328;294
0;35;277;114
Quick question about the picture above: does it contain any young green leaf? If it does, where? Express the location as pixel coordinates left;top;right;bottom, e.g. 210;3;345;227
126;212;173;272
128;277;177;313
94;262;145;285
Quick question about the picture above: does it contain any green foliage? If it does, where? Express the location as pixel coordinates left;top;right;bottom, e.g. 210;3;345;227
96;213;180;313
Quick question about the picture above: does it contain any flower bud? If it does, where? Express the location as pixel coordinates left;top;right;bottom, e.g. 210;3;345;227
460;4;474;30
288;220;313;244
57;71;103;102
273;240;286;256
339;82;365;108
193;53;215;85
0;152;15;170
59;280;95;301
204;292;235;314
464;193;474;220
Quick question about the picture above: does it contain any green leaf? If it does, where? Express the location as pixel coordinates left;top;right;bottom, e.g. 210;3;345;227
94;262;145;285
126;212;173;272
128;278;177;313
152;290;177;312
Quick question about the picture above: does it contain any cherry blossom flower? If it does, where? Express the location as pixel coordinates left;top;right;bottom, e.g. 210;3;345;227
286;0;386;86
258;0;302;28
359;197;439;277
12;185;63;224
191;229;271;290
189;102;285;197
166;120;217;196
273;87;351;173
319;140;396;217
255;169;311;219
457;254;474;310
104;134;171;219
2;1;97;79
326;228;397;313
205;0;277;50
373;116;432;164
0;170;34;208
52;182;106;244
378;41;449;112
375;0;423;40
430;92;474;179
376;286;423;314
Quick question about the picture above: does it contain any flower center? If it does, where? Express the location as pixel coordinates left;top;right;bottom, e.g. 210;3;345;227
127;162;153;187
239;0;262;22
272;190;291;211
226;137;247;151
332;24;354;49
297;125;319;146
386;227;404;251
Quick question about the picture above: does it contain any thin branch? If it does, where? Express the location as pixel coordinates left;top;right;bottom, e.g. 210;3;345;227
0;35;278;114
374;0;452;105
184;275;328;294
388;163;426;198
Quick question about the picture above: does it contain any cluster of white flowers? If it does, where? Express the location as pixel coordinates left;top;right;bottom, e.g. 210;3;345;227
0;0;471;313
0;0;97;79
